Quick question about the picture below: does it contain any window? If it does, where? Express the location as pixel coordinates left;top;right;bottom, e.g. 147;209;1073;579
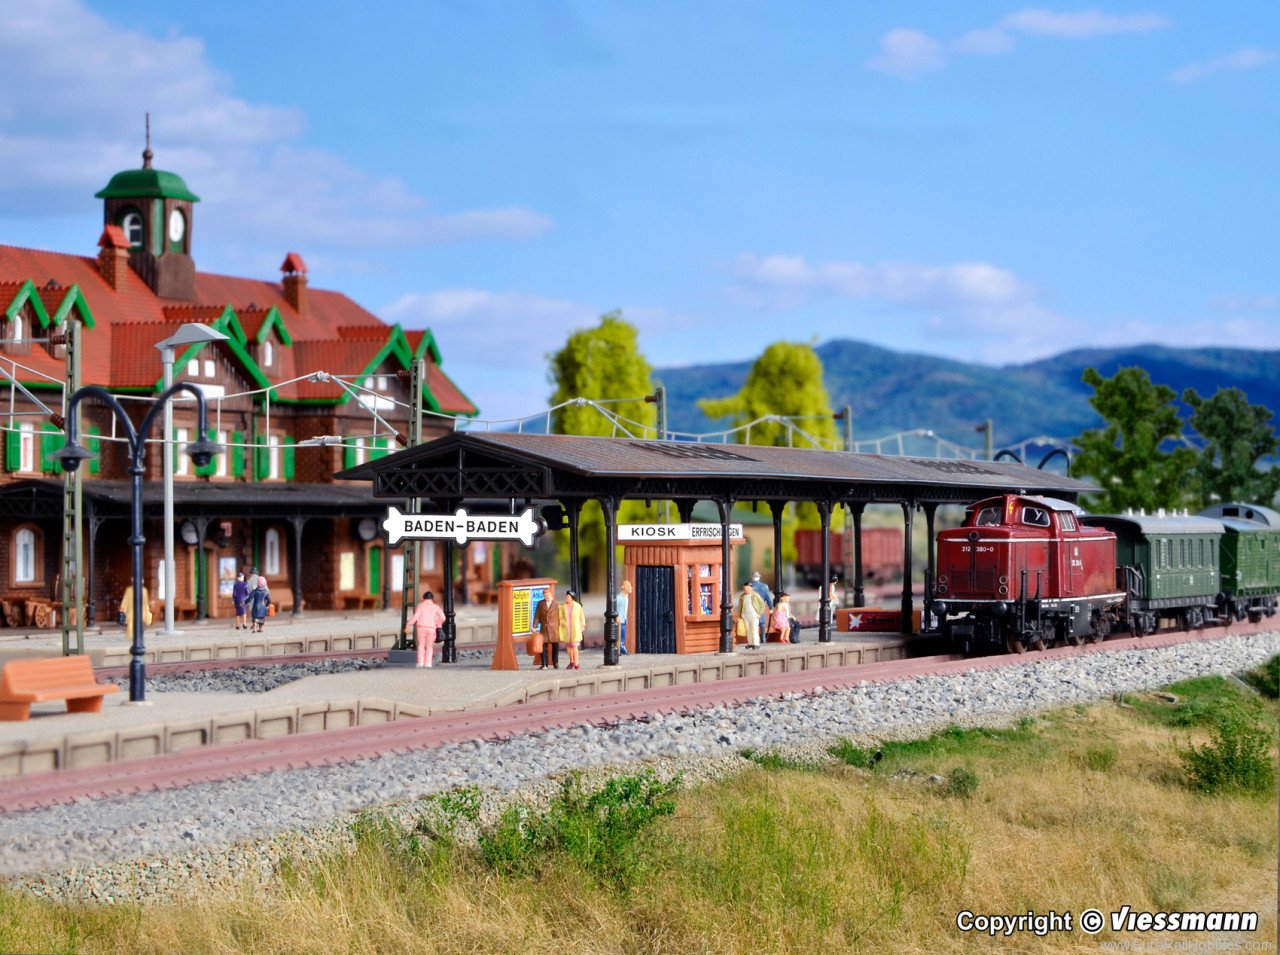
1060;513;1077;531
214;430;229;477
264;528;281;576
1022;507;1050;527
175;427;190;477
268;434;281;479
10;314;23;344
376;376;388;392
339;552;356;591
120;209;143;247
975;507;1000;527
16;423;35;473
156;558;167;600
203;358;215;378
187;359;200;377
390;552;404;592
13;527;36;583
423;542;436;571
262;340;273;367
354;436;368;466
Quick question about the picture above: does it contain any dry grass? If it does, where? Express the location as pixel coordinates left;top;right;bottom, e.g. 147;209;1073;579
1;692;1275;954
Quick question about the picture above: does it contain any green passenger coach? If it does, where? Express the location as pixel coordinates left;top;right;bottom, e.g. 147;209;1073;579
1081;512;1225;633
1197;503;1280;623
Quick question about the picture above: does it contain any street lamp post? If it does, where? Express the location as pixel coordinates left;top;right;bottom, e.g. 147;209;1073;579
55;384;220;702
155;325;228;635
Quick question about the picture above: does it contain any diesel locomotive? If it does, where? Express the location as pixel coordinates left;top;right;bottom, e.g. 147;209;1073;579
929;494;1280;655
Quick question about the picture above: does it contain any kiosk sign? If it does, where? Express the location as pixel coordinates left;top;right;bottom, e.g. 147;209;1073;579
618;523;744;541
382;506;542;547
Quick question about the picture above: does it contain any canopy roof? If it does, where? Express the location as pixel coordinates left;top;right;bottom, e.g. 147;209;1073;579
338;431;1097;506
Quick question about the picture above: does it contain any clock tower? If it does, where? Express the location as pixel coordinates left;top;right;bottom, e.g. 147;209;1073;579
95;136;200;301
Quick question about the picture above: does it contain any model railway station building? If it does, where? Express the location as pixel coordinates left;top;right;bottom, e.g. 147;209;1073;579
0;148;491;627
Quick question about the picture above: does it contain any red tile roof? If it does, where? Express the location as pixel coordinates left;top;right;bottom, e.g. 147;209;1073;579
0;241;478;415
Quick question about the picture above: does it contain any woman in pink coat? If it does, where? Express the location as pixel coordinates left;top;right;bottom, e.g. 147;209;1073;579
405;591;446;668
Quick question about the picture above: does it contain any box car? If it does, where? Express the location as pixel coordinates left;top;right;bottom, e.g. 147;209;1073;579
794;527;903;586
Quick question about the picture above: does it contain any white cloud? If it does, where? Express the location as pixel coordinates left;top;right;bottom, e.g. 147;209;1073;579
999;9;1168;38
1212;293;1280;311
882;7;1169;72
1170;47;1279;84
0;0;552;249
865;29;945;78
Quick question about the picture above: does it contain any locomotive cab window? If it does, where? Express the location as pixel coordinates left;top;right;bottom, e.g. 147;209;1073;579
1060;513;1077;531
1022;507;1050;527
975;507;1000;526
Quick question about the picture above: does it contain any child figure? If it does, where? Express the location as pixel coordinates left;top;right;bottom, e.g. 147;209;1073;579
771;592;791;644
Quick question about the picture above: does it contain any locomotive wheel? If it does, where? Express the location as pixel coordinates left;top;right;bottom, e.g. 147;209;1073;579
1031;636;1047;652
1006;636;1026;654
1065;631;1082;647
1248;609;1263;624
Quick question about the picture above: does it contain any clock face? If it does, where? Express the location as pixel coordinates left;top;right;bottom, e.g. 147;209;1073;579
167;208;186;243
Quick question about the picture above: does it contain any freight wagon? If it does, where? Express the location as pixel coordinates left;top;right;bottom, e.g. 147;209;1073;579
794;527;904;587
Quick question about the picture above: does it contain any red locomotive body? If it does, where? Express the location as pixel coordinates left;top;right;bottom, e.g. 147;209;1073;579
794;527;903;586
931;494;1124;653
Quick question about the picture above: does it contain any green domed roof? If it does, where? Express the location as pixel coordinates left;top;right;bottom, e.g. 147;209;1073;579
95;167;199;202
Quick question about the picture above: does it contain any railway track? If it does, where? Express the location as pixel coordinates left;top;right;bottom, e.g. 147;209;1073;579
3;618;1271;815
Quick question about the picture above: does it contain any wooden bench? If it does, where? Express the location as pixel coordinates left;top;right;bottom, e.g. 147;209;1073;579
0;656;119;721
340;593;379;610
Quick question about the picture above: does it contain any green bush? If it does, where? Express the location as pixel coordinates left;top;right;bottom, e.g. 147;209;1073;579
1181;707;1277;796
1244;655;1280;699
941;768;979;799
476;769;681;887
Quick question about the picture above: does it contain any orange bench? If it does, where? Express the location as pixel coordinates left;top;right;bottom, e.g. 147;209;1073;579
0;655;119;721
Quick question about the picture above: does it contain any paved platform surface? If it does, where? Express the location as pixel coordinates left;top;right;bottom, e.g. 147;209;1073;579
0;594;915;777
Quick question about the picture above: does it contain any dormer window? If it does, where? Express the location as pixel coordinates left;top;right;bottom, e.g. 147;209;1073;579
203;358;215;378
262;339;273;367
9;315;22;344
187;359;200;377
119;209;144;248
376;376;388;392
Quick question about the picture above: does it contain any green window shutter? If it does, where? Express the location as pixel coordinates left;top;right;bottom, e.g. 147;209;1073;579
343;442;356;469
86;425;101;475
40;424;64;474
194;429;217;477
283;436;296;480
254;433;269;480
231;431;244;478
5;429;20;471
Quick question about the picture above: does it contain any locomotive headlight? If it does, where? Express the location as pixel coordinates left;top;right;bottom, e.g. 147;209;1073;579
937;575;948;586
936;583;948;594
993;601;1008;616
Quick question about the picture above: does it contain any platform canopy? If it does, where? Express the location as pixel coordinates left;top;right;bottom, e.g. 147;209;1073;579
336;431;1095;506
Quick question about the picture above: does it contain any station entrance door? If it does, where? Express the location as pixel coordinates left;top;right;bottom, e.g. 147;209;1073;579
635;565;676;654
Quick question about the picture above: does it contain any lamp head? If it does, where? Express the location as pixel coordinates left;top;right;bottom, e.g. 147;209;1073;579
185;435;223;469
52;442;96;473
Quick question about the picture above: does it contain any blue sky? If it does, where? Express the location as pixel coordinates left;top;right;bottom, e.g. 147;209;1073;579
1;1;1276;423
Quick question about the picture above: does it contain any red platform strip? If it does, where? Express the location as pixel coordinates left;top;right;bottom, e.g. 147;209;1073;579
2;619;1273;814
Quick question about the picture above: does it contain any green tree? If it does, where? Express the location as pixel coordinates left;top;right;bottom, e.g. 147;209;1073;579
549;311;656;438
699;341;840;558
698;341;838;450
546;311;661;576
1182;387;1280;507
1072;367;1197;512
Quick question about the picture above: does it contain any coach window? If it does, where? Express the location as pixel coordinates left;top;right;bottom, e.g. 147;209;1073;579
12;526;39;585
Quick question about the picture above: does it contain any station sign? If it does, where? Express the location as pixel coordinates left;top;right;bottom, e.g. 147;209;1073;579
618;523;744;542
382;505;542;547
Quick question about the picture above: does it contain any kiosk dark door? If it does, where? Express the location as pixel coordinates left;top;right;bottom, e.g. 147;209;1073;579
635;565;676;654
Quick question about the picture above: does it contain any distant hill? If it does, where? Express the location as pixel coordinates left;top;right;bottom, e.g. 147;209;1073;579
654;342;1280;452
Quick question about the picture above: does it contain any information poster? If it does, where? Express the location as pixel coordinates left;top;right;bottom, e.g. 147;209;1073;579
512;587;532;636
218;557;237;597
511;584;549;637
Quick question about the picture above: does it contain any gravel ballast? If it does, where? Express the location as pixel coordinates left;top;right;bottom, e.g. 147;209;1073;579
4;630;1279;905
